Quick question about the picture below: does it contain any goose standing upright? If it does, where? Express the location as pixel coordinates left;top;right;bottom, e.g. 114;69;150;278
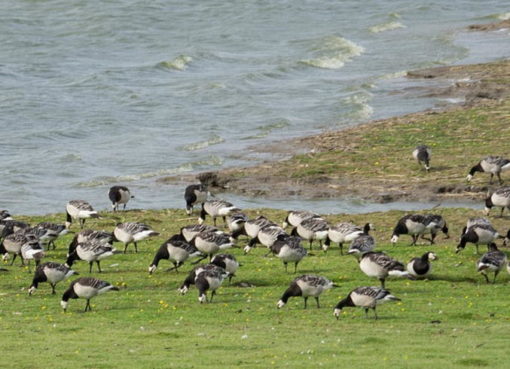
277;275;334;309
334;286;400;320
412;145;431;172
65;200;99;229
484;187;510;216
184;184;209;215
467;156;510;185
65;241;117;273
359;251;413;288
324;222;373;254
113;222;159;253
108;186;134;211
28;262;78;295
60;277;119;312
476;243;507;284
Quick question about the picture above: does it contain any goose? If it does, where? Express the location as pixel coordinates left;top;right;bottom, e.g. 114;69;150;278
484;187;510;216
0;231;39;265
359;251;413;288
184;184;209;215
21;240;45;268
65;200;99;229
504;229;510;247
466;217;491;230
198;200;240;227
333;286;400;320
28;262;78;295
422;215;449;244
282;210;320;229
65;241;117;273
407;252;437;278
347;234;376;257
193;231;233;260
391;214;428;245
245;224;286;254
325;222;373;254
68;229;114;256
292;217;329;250
148;234;201;274
61;277;119;312
477;244;507;284
0;219;30;240
33;222;68;250
227;212;248;239
180;224;219;243
277;275;334;309
244;216;277;248
211;254;239;283
456;224;501;254
0;210;12;220
195;267;229;303
270;234;307;273
467;156;510;184
412;145;431;172
113;222;159;253
108;185;134;211
178;264;224;295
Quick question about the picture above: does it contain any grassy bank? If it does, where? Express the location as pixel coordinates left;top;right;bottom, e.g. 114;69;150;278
2;207;510;368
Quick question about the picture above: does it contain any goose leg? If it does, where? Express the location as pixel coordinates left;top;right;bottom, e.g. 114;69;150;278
497;172;503;185
284;262;288;273
379;278;385;289
364;308;369;318
373;307;378;320
303;296;308;309
339;243;343;255
124;243;129;254
51;283;56;294
89;262;93;273
482;273;490;284
315;296;320;309
490;173;494;184
294;261;299;274
493;270;499;284
134;242;138;253
210;290;216;303
96;261;102;273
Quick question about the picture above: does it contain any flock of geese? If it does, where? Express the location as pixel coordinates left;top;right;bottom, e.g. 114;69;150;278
2;152;510;319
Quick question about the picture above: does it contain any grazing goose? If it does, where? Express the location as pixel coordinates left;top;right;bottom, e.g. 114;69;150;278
0;231;39;266
477;244;507;284
407;252;437;278
292;217;329;250
504;229;510;247
245;224;286;254
178;264;224;295
467;156;510;185
180;224;219;243
148;234;201;274
334;286;400;320
244;216;276;246
270;235;307;273
456;224;501;254
196;267;228;303
65;200;99;229
21;240;45;268
391;214;428;245
359;251;413;288
484;187;510;216
65;241;117;273
198;200;240;227
324;222;373;254
347;234;376;257
422;215;449;244
108;185;133;211
68;229;114;256
184;184;209;215
28;262;78;295
113;222;159;253
61;277;119;312
0;219;30;240
277;275;334;309
412;145;431;172
227;212;248;239
282;210;320;229
193;231;233;260
33;222;68;250
0;210;12;220
211;254;239;283
466;217;491;230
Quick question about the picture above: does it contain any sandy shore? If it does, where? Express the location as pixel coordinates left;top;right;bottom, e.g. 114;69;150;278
159;22;510;204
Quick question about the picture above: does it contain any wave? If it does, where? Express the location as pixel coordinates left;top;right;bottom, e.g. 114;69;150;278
340;92;374;122
299;35;364;70
496;12;510;20
369;21;406;34
242;119;290;139
379;70;408;80
157;55;193;71
179;134;225;151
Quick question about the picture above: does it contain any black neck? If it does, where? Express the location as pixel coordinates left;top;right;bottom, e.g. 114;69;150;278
280;283;302;303
335;295;354;310
469;163;482;175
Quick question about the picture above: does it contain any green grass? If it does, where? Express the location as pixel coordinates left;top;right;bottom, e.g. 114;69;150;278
2;207;510;368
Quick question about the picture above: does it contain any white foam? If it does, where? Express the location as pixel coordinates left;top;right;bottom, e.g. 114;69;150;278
300;36;364;70
496;12;510;20
369;21;406;34
158;55;193;71
180;135;225;151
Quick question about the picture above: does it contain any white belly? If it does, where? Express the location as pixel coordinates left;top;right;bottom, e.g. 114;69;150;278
492;193;510;207
205;277;222;291
359;258;386;278
44;267;66;284
296;281;322;297
74;284;98;299
114;228;133;243
168;245;189;263
194;239;219;255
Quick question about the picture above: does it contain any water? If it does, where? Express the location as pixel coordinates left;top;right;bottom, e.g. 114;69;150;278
0;1;509;215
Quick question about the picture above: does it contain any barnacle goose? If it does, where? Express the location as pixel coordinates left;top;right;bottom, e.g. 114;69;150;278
28;262;78;295
324;222;373;254
484;187;510;216
456;224;501;254
0;231;40;266
244;224;286;254
148;234;201;274
0;210;12;221
334;286;400;320
270;234;307;273
68;229;114;256
113;222;159;253
178;264;224;295
412;145;431;172
359;251;413;288
422;215;449;244
347;234;376;257
65;200;99;229
467;156;510;184
391;214;428;245
180;224;219;243
282;210;320;229
292;216;329;250
61;277;119;312
226;212;248;239
198;200;240;227
211;254;239;283
33;222;68;250
108;186;134;211
65;241;117;273
477;244;507;284
277;275;334;309
0;219;30;240
184;184;209;215
407;252;437;278
177;264;228;303
193;231;233;260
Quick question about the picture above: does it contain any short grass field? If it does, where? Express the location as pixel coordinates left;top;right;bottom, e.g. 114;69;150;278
1;206;510;369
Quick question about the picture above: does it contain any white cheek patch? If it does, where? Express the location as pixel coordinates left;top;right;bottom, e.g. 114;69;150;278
390;235;399;244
